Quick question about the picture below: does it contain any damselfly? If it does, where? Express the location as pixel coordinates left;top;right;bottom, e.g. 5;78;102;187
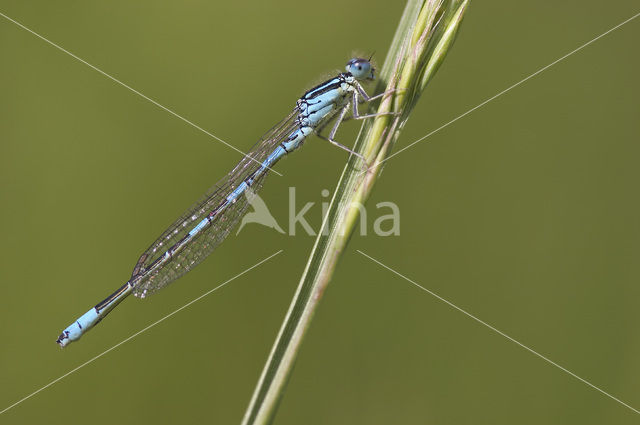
56;57;391;347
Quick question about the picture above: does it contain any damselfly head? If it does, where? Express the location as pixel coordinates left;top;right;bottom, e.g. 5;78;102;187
346;58;375;81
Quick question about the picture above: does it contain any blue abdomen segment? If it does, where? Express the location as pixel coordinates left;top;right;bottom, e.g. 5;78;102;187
58;309;99;346
189;218;209;237
282;127;312;152
57;282;132;347
227;181;249;203
184;144;289;244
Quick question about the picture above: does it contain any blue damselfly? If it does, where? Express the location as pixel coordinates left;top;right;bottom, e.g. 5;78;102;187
56;57;391;347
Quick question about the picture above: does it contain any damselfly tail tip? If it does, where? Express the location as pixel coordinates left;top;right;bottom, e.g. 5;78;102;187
56;331;70;348
56;320;84;348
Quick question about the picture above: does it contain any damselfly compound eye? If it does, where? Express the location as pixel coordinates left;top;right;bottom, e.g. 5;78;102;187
346;58;374;80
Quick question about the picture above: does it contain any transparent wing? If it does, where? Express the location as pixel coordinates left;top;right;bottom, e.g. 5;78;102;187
131;109;299;298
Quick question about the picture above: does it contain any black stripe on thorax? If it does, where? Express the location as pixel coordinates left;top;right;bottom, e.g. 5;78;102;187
302;74;349;100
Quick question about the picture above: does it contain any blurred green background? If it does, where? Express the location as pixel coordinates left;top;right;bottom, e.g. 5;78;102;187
1;1;639;424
